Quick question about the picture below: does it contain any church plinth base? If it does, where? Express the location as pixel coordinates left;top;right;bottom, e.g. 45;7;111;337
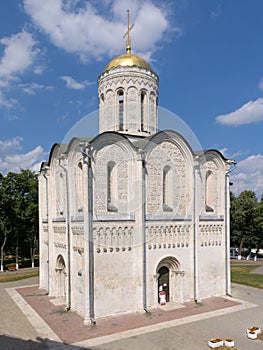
84;318;96;326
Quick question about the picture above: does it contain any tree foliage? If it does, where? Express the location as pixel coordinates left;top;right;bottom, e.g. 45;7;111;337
230;190;263;255
0;170;38;270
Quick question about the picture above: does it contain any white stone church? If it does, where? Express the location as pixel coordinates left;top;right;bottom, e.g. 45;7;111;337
39;27;233;324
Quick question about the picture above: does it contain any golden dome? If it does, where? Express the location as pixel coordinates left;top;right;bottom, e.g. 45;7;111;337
104;51;152;72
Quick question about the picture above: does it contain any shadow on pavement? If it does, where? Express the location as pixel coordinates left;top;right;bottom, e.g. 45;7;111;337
0;335;95;350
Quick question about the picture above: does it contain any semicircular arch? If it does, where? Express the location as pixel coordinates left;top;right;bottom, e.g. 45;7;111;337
156;256;180;273
56;254;66;271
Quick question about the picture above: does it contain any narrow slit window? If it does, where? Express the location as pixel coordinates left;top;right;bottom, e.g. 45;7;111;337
205;170;214;212
107;161;118;212
118;91;124;131
141;92;146;131
163;166;173;212
76;162;83;213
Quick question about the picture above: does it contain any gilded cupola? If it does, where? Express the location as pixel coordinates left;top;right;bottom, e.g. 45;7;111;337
98;11;159;136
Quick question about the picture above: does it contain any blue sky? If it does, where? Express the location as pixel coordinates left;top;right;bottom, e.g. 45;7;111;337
0;0;262;197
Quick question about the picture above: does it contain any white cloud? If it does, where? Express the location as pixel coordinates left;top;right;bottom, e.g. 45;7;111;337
0;137;46;174
216;98;263;126
219;147;228;157
211;4;221;18
23;0;175;62
0;137;23;154
218;148;263;197
60;75;94;90
5;114;19;121
34;65;45;74
19;82;52;95
219;147;249;160
0;91;17;108
0;29;39;107
0;30;38;80
231;154;263;198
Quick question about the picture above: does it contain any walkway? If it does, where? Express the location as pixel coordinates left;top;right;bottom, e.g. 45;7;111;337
1;275;263;349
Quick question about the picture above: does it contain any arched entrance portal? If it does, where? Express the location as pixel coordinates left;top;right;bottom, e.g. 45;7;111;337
156;256;182;304
55;255;66;298
158;266;169;302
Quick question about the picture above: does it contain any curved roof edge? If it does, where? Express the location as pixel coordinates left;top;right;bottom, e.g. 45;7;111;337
40;131;235;171
203;149;233;162
134;129;196;156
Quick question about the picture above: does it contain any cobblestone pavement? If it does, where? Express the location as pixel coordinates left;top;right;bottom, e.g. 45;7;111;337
0;275;48;349
16;285;239;344
1;273;263;349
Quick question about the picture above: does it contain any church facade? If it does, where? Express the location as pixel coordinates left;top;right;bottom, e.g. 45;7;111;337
39;38;233;324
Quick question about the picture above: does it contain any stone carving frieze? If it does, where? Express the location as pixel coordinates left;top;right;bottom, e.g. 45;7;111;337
54;242;66;249
72;226;84;235
53;226;66;234
199;224;223;247
73;246;84;254
101;77;157;91
146;224;191;249
93;224;134;253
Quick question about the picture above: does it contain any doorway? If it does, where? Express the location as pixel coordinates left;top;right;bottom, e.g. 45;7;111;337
55;255;66;298
158;266;169;303
156;256;182;305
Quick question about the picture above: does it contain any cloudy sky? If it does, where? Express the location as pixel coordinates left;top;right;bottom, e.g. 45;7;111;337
0;0;262;198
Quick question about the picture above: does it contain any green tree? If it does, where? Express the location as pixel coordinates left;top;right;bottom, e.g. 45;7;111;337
19;169;39;267
230;190;261;258
0;172;16;271
0;170;38;270
254;196;263;252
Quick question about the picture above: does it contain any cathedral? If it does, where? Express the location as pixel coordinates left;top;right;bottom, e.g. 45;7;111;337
39;19;233;324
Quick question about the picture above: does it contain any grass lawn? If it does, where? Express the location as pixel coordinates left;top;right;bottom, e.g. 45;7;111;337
231;264;263;289
0;271;39;283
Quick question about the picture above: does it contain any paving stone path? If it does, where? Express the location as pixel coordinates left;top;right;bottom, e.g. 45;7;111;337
1;272;263;349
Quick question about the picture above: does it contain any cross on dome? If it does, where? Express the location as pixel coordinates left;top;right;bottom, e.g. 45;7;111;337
103;10;152;72
123;10;134;54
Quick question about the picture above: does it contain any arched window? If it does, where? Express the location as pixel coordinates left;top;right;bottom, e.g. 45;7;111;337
118;90;124;131
141;91;146;131
55;255;66;297
107;161;118;212
56;172;65;217
205;170;214;212
163;166;173;212
100;93;104;124
76;162;83;213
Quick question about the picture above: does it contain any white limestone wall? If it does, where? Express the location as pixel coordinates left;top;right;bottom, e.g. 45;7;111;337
145;134;194;219
39;224;49;290
197;222;226;298
93;245;142;317
38;131;229;320
199;152;226;218
67;142;84;219
146;222;194;308
70;224;85;314
92;134;137;218
38;172;48;290
98;66;158;136
91;220;143;317
48;223;67;297
70;249;85;314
